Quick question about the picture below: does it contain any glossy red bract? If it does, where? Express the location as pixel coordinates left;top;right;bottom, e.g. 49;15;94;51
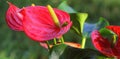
91;26;120;58
6;2;23;31
6;2;72;42
91;30;114;57
20;6;72;42
106;26;120;36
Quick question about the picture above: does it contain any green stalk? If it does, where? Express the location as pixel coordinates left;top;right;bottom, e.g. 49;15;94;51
46;41;50;50
61;36;64;44
81;36;86;49
53;38;57;45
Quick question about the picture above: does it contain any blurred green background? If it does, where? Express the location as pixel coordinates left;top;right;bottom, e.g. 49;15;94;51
0;0;120;59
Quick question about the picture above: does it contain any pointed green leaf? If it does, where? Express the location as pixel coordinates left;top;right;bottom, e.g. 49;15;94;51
77;13;88;34
96;17;109;29
58;1;77;13
99;28;114;36
70;13;82;37
49;44;105;59
99;28;116;43
49;44;67;59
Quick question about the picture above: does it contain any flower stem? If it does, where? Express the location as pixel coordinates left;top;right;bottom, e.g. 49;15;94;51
54;38;57;45
61;36;64;44
46;41;50;50
81;36;86;49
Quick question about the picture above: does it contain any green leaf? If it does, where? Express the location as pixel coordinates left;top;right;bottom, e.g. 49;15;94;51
70;13;88;37
58;1;77;13
83;17;109;36
77;13;88;34
70;13;81;36
96;17;109;29
99;28;114;36
99;28;116;42
71;16;109;37
49;44;67;59
49;44;105;59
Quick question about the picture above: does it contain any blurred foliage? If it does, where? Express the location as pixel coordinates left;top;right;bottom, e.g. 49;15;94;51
69;0;120;25
49;44;105;59
0;0;120;59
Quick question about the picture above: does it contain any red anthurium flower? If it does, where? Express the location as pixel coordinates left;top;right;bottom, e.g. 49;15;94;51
6;2;23;31
91;30;114;57
19;5;72;42
91;26;120;58
6;2;72;42
106;26;120;57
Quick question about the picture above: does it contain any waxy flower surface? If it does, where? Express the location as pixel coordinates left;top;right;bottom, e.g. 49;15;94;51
91;26;120;58
20;6;72;42
6;2;72;42
6;2;23;31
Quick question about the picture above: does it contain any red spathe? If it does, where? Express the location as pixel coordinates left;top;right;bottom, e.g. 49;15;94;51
6;2;23;31
20;6;72;42
91;26;120;58
6;2;72;42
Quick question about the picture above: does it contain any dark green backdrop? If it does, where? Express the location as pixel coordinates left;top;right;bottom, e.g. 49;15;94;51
0;0;120;59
